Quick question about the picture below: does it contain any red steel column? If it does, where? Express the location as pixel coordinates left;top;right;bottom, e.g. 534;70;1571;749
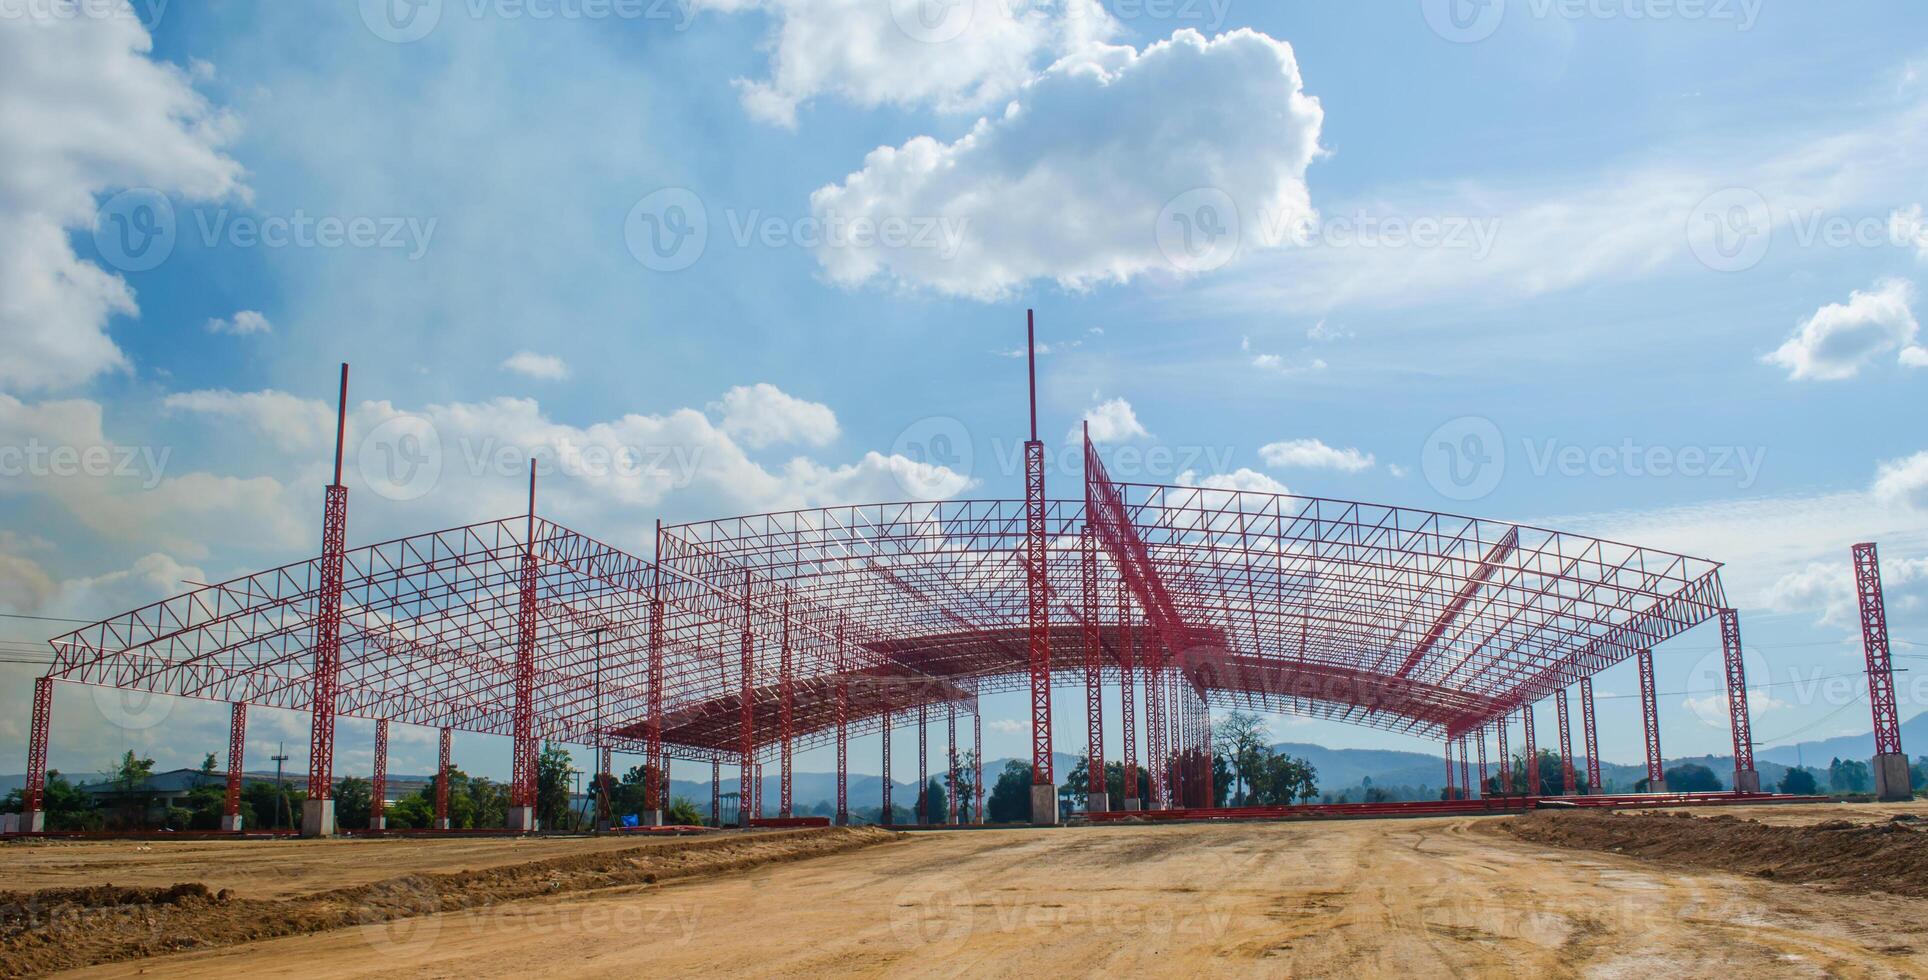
1023;310;1055;823
1496;713;1512;795
1080;524;1106;812
508;461;540;829
778;591;793;819
306;364;350;836
1853;543;1909;799
1555;688;1577;795
710;759;720;827
1201;697;1214;808
645;523;666;821
1719;608;1758;793
738;571;755;827
1119;600;1139;810
1458;735;1471;798
835;615;850;826
21;676;52;831
370;719;388;830
947;701;960;824
917;703;929;824
1444;737;1455;798
881;704;893;826
1580;677;1601;794
1523;703;1540;795
1637;648;1664;791
435;727;451;829
1475;728;1488;798
1145;658;1167;808
973;699;984;822
223;702;246;831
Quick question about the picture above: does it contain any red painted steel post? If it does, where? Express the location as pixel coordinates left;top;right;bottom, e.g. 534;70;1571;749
1145;657;1166;808
1201;698;1215;808
370;719;388;830
435;727;451;829
22;676;51;831
1496;713;1512;795
646;522;665;821
1449;733;1465;798
1556;688;1577;795
1523;703;1540;795
973;699;984;823
739;570;755;827
835;614;850;826
917;703;929;824
306;364;350;836
710;759;720;827
753;762;763;819
509;459;539;830
223;702;246;831
1023;310;1056;823
947;701;960;824
1080;523;1106;812
881;705;894;826
1444;737;1455;798
1580;677;1601;794
1637;648;1664;791
1853;543;1909;799
1719;608;1758;793
779;591;793;819
1119;598;1139;810
1475;727;1488;798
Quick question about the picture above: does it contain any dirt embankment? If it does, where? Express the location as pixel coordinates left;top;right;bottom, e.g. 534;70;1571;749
0;827;895;977
1500;809;1928;898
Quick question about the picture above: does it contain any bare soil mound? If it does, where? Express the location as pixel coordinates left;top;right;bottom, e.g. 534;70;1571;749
0;827;895;977
1500;809;1928;897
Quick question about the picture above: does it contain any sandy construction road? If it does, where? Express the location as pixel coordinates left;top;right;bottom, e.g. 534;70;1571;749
55;809;1928;979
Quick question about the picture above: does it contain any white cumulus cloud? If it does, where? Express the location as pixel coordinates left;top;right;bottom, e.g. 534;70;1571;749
1073;397;1149;444
1177;468;1290;495
1259;438;1374;473
1875;451;1928;511
1764;278;1925;381
501;350;570;381
0;8;243;391
809;28;1324;299
205;310;272;335
713;382;840;449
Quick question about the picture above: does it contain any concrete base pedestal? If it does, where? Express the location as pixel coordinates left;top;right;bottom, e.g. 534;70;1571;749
595;818;612;833
1873;752;1913;802
1648;777;1668;794
1122;798;1141;812
1086;792;1108;815
643;809;663;827
1029;783;1059;826
23;810;46;833
300;799;336;838
368;815;386;831
432;818;451;830
219;813;244;832
1732;769;1761;794
506;805;538;833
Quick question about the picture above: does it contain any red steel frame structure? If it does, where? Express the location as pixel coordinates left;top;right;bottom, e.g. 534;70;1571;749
1580;677;1601;794
1637;648;1663;789
1852;544;1902;758
15;317;1775;836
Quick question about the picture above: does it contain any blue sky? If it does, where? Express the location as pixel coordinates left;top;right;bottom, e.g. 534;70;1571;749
3;0;1927;790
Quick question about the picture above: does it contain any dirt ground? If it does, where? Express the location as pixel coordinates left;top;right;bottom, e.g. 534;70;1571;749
16;803;1928;978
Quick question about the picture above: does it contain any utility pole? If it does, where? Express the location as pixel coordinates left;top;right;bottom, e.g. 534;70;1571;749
271;742;290;832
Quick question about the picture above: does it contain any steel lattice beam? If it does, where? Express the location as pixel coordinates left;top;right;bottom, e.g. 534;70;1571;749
1853;543;1903;757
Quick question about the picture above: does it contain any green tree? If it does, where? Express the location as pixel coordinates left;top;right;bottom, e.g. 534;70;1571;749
1248;751;1318;805
1664;763;1722;793
1;771;103;830
1827;757;1872;794
1212;709;1269;805
536;743;575;830
986;760;1032;823
334;776;373;830
108;750;157;828
1778;767;1819;795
